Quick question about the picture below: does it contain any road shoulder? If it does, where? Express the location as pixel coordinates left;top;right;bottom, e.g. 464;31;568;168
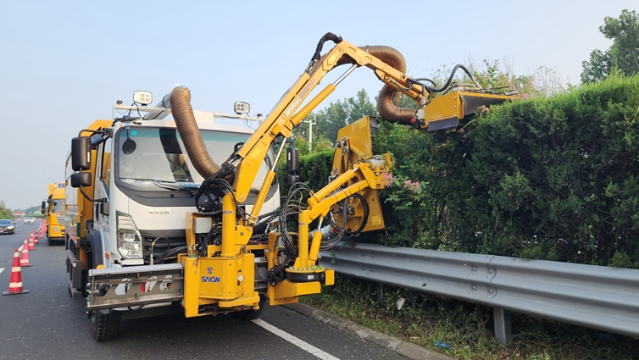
284;302;453;360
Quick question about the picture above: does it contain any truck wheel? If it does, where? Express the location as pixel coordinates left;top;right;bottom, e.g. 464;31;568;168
90;310;120;342
233;297;266;321
48;237;53;246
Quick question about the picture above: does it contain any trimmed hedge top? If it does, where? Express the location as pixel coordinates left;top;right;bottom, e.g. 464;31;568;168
278;75;639;268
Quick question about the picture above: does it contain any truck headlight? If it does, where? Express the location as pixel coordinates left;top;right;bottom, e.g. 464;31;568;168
116;212;143;259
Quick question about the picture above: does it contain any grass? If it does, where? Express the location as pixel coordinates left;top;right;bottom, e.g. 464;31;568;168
301;275;638;360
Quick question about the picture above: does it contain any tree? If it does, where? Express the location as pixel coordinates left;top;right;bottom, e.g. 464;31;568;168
310;89;377;143
582;9;639;83
0;200;13;219
581;49;611;84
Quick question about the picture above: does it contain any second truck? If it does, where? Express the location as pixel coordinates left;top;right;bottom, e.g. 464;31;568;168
65;33;512;341
43;182;66;246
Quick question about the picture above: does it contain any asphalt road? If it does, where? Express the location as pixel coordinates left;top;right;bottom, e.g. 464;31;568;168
0;221;407;360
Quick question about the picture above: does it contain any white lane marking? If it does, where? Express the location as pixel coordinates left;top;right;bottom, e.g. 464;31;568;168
0;268;4;274
252;319;340;360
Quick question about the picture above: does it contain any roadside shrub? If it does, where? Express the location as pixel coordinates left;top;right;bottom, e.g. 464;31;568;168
279;75;639;267
374;74;639;267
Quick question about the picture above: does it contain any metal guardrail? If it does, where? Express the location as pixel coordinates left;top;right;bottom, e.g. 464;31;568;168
319;242;639;344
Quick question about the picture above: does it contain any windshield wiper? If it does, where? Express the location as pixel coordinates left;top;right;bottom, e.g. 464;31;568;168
152;180;195;197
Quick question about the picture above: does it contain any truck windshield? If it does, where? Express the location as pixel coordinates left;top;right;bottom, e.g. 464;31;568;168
115;127;269;191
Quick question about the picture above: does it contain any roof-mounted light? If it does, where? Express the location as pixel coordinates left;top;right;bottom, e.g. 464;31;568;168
234;101;250;115
133;90;153;105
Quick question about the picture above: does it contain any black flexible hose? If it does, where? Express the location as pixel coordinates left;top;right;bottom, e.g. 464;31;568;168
327;193;369;238
425;64;480;93
310;32;343;65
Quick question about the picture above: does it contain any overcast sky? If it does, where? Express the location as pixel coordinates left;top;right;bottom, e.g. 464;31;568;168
0;1;636;210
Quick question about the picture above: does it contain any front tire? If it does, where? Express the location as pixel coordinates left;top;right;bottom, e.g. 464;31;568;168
233;296;266;321
90;310;120;342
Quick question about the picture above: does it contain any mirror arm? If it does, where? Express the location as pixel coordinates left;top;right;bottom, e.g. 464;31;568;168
78;186;104;203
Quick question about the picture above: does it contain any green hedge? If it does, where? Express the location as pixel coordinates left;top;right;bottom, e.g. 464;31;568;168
279;75;639;268
276;150;334;197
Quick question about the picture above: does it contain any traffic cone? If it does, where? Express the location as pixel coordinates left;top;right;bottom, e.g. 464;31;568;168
3;249;29;295
34;231;40;245
20;240;33;267
28;237;35;251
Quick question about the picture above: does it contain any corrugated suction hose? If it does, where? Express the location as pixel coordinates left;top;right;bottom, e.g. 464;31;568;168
313;45;416;125
170;87;221;178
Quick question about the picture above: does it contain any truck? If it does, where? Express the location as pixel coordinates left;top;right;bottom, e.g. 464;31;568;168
42;182;66;245
66;33;512;341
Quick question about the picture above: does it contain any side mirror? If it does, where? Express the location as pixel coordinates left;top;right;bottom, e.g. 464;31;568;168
41;201;46;210
286;143;300;186
286;143;299;173
40;210;45;215
71;137;91;171
71;172;92;188
100;202;109;216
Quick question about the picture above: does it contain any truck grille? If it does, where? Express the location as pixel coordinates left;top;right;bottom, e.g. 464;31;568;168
142;236;186;264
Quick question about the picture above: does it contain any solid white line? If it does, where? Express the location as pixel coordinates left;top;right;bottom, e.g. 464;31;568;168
0;268;4;274
252;319;340;360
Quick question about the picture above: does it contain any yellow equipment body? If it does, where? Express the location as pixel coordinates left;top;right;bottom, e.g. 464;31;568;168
168;34;511;317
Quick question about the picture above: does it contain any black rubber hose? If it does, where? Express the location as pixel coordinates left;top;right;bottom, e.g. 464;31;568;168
425;64;479;93
310;32;343;63
328;193;369;237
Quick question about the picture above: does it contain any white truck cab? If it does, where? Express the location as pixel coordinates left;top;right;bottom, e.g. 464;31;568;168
64;88;279;304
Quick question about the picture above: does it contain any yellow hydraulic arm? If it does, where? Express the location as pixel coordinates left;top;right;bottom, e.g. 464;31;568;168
226;33;425;209
219;30;512;280
181;33;512;313
225;33;510;214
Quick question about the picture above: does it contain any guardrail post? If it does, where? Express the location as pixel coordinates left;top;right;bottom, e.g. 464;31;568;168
376;283;384;302
493;307;511;344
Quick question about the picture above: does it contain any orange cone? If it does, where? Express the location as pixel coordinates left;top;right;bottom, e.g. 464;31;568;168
28;237;35;251
3;249;29;295
34;231;40;245
20;240;33;267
